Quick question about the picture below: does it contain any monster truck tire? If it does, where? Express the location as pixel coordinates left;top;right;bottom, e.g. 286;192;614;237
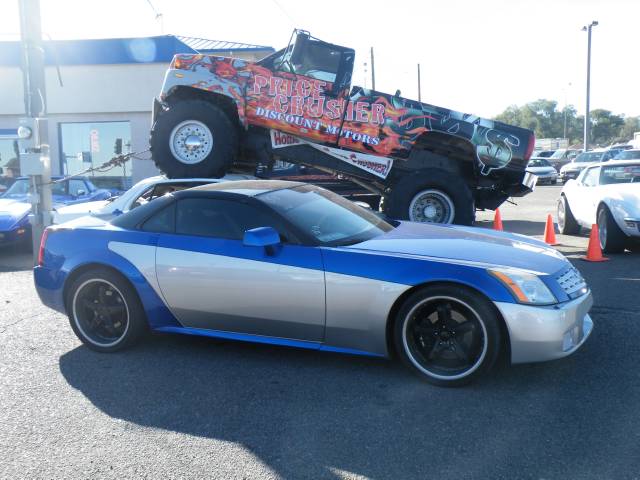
150;99;238;178
385;169;475;225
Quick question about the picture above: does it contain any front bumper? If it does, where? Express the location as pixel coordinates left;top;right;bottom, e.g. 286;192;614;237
495;292;593;364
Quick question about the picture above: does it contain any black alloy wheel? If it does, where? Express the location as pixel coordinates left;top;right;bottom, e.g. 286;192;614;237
67;269;147;352
394;285;501;386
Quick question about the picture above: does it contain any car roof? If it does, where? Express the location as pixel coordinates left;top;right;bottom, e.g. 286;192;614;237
185;179;305;197
589;159;640;168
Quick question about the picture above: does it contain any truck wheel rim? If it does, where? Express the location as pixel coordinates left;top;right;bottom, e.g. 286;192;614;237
409;189;455;224
169;120;213;165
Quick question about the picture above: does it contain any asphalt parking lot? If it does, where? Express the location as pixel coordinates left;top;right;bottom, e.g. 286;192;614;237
1;185;639;480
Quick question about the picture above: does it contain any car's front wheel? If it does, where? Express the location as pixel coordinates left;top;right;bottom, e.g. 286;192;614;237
394;284;502;387
66;269;147;352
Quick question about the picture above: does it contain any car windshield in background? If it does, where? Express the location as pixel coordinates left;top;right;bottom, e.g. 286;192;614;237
528;159;551;167
600;164;640;185
2;179;30;197
549;149;567;159
260;185;394;246
613;150;640;160
575;152;603;163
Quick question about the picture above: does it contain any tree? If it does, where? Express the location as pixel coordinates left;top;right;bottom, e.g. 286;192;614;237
494;100;635;146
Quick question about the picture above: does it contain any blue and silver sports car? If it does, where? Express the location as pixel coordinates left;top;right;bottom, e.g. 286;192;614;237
34;181;593;386
0;176;111;247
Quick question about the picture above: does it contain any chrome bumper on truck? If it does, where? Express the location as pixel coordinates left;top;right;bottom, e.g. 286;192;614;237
495;292;593;364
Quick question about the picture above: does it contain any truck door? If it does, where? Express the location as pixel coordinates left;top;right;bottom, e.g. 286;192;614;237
245;33;354;145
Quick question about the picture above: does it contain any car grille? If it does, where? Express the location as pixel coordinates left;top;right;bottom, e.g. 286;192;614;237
556;266;588;299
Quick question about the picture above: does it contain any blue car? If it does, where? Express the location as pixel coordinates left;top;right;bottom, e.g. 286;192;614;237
0;176;110;247
34;181;593;386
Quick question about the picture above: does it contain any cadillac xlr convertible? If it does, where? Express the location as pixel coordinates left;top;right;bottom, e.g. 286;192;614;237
34;181;593;386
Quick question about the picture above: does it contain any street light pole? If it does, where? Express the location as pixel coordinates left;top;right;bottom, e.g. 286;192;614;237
582;21;598;151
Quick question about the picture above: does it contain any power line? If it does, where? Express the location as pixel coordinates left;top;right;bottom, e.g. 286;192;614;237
270;0;296;26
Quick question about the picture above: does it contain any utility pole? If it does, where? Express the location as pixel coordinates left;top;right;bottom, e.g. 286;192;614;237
582;21;598;151
370;47;375;91
18;0;52;261
417;63;422;102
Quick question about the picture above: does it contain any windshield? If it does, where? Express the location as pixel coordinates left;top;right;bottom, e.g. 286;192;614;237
613;150;640;160
600;164;640;184
549;149;567;159
2;179;30;198
259;184;394;246
528;159;551;167
575;152;603;163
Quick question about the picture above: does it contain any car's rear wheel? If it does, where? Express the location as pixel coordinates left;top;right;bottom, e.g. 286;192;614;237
384;169;474;225
557;195;580;235
597;205;626;253
394;284;501;387
66;269;147;352
150;99;238;178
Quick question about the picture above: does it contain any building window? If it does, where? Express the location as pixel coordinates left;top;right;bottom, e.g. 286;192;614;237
59;121;132;192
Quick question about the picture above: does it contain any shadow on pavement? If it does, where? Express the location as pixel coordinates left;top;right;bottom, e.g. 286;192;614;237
0;246;33;272
59;327;640;479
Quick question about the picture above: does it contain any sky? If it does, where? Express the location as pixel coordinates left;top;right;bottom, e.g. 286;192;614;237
1;0;638;119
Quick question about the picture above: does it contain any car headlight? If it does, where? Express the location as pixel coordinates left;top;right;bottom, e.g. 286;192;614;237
488;268;557;305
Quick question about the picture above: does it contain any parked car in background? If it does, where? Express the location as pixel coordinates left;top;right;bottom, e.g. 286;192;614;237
53;174;255;224
559;150;606;183
558;160;640;252
0;176;16;195
0;176;111;248
35;180;593;387
526;158;558;185
547;148;582;171
531;150;556;159
612;149;640;161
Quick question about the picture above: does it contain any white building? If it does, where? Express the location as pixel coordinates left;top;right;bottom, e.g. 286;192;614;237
0;35;274;190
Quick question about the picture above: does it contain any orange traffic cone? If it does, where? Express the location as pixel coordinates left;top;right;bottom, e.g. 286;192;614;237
493;208;503;231
581;224;609;262
543;214;559;245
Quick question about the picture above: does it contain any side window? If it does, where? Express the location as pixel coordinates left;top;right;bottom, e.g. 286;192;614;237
175;198;281;240
141;203;176;233
68;179;88;196
582;167;600;187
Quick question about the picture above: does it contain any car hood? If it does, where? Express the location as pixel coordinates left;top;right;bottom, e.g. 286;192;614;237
55;199;111;216
600;184;640;216
561;162;592;172
0;199;31;230
346;221;568;275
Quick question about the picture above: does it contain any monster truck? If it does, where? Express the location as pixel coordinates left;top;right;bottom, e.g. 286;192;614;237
150;30;536;225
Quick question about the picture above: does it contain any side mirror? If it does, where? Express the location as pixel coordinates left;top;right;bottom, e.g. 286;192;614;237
75;189;86;196
243;226;281;255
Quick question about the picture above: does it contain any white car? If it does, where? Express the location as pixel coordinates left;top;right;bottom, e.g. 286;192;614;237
52;174;255;224
557;160;640;252
526;158;558;185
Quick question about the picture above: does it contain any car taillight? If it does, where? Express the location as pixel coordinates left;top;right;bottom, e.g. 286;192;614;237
524;133;536;161
38;228;50;266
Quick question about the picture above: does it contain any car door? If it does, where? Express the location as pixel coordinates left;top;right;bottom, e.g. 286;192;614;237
574;166;601;225
152;196;326;342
